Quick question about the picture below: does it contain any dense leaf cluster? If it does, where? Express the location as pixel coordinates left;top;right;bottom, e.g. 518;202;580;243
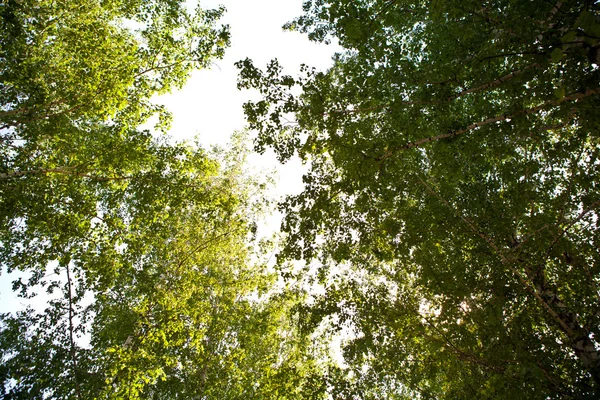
3;0;600;398
0;1;329;399
239;0;600;398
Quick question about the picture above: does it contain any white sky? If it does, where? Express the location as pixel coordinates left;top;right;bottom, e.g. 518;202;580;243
0;0;339;313
158;0;340;248
160;0;339;199
164;0;336;147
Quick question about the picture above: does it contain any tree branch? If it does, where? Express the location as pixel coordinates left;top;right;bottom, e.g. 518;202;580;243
416;310;506;374
65;263;82;399
176;228;236;267
447;63;540;101
378;87;600;163
545;198;600;258
135;58;202;78
0;166;131;181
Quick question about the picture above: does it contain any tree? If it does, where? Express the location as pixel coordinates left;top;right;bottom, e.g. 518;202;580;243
0;135;330;399
1;0;230;244
0;1;331;398
238;0;600;398
0;0;229;130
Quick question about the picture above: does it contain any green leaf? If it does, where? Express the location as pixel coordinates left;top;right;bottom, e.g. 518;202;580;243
551;47;564;63
554;86;565;99
560;31;577;43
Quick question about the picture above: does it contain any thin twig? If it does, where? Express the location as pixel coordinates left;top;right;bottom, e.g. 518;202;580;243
65;263;82;399
545;198;600;258
0;166;131;181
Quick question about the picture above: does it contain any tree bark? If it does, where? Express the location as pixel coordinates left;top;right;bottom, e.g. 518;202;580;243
524;262;600;386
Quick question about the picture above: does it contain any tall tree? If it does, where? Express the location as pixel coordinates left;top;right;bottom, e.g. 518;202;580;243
0;1;331;398
0;0;228;131
0;135;330;399
238;0;600;398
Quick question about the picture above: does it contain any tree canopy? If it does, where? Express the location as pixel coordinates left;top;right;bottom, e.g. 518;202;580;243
238;0;600;398
0;1;329;398
3;0;600;398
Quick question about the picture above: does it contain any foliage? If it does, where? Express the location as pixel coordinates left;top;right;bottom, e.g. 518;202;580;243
0;136;329;398
238;0;600;398
0;1;330;398
0;0;229;131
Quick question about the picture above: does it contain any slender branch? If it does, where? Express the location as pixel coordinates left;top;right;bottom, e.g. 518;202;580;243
0;166;79;179
545;198;600;258
514;139;580;251
135;58;202;78
0;100;86;130
65;263;82;399
177;229;236;267
378;87;600;163
0;166;131;181
447;63;540;101
0;98;68;120
476;50;545;63
414;174;506;259
536;360;578;397
324;105;390;116
458;5;512;34
416;309;506;373
546;1;563;22
367;0;406;33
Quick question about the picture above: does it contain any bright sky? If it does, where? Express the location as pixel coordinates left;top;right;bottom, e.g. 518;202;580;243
159;0;340;209
157;0;340;240
0;0;339;313
164;0;336;147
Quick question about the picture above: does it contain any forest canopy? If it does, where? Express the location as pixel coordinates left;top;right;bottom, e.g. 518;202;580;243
238;0;600;398
2;0;600;399
0;1;326;398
